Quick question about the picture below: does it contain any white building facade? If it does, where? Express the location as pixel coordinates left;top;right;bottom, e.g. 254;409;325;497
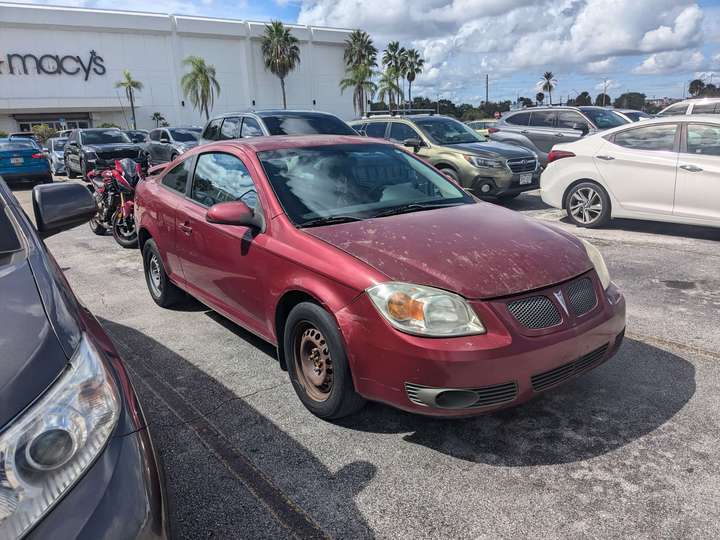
0;3;355;134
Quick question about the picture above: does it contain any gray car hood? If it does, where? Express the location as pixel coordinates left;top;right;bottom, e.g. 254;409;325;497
442;141;535;159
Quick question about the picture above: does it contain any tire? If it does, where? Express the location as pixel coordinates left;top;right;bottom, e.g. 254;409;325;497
170;152;178;163
565;181;611;228
142;239;184;308
66;159;77;179
284;302;366;419
111;211;138;248
439;167;460;183
88;206;106;235
81;159;90;182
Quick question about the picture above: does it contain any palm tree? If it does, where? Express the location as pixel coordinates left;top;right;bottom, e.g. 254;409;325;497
536;92;545;105
151;112;165;127
340;64;377;116
115;70;143;129
689;79;705;97
382;41;406;109
403;49;424;105
377;69;402;108
261;21;301;109
537;71;557;105
344;30;377;70
181;56;221;121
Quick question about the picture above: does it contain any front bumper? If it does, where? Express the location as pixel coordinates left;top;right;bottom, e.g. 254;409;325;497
468;168;541;198
27;426;168;540
336;279;626;417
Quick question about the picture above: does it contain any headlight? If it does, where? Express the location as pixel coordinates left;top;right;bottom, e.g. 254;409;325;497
464;155;504;169
581;239;611;289
367;282;485;337
0;335;120;538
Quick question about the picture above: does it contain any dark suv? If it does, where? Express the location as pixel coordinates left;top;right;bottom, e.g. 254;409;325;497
200;110;356;143
64;128;145;180
491;106;629;166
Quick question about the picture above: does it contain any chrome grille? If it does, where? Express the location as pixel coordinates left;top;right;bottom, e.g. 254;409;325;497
507;157;537;173
98;149;140;160
531;344;609;392
405;381;518;409
507;296;561;329
567;277;597;316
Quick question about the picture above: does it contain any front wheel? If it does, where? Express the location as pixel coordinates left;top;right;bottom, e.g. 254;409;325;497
565;181;611;228
66;159;77;179
284;302;366;420
142;239;184;308
111;211;138;248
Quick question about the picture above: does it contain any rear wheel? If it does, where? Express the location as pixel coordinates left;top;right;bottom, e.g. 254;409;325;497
89;212;106;235
66;158;77;179
439;167;460;183
111;211;138;248
284;302;366;419
142;239;184;308
565;181;611;228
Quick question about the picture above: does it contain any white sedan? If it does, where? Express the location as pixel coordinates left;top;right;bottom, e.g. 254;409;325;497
540;115;720;229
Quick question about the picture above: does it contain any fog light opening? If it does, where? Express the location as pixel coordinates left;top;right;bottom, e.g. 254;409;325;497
434;390;479;409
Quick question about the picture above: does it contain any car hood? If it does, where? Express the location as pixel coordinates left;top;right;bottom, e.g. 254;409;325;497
0;258;67;428
440;141;535;159
306;203;592;299
175;141;199;149
85;143;140;153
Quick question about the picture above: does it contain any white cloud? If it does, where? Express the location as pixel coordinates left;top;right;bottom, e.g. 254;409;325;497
585;58;616;74
594;79;621;92
639;5;703;51
633;50;704;74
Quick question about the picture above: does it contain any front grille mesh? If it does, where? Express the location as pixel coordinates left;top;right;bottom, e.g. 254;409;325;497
566;278;597;316
405;382;518;409
507;157;537;173
507;296;561;329
531;344;609;392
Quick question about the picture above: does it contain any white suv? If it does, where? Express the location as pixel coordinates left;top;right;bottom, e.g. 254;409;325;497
657;97;720;117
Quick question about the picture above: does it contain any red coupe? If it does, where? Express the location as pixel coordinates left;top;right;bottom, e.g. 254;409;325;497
135;135;625;419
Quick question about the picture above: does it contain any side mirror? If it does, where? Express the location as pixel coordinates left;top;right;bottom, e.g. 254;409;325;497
403;138;424;151
33;183;97;238
206;201;264;231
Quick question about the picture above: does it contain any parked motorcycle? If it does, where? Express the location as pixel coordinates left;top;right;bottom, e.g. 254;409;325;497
86;158;144;248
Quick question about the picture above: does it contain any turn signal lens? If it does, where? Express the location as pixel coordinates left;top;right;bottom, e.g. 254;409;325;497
387;292;425;321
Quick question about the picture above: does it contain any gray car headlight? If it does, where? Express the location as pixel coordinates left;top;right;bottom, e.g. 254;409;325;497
0;335;120;538
464;155;504;169
581;239;611;289
367;282;485;337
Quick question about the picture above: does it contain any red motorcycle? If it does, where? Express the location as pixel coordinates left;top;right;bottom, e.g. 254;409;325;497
86;158;144;248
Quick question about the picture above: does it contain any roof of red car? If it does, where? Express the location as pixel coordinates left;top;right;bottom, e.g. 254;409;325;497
218;135;381;153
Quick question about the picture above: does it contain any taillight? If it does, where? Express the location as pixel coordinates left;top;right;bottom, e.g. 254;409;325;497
547;150;575;163
487;127;499;134
31;153;44;159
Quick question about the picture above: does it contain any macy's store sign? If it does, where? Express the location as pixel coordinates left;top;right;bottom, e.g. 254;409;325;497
0;50;106;81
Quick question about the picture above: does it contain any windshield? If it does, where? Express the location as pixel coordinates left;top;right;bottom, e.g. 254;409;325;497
260;113;356;136
413;117;483;145
169;129;199;142
258;143;473;227
52;139;67;151
81;130;131;145
579;108;629;129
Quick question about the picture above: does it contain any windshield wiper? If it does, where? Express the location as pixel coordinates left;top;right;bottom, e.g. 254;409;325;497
298;215;364;228
371;202;463;219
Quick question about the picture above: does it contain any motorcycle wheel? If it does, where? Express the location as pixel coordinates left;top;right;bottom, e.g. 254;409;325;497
112;212;138;248
89;214;106;236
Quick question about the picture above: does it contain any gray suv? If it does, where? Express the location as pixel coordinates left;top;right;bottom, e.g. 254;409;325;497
491;106;629;166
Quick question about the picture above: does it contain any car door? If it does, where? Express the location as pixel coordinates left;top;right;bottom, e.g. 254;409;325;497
387;121;432;159
65;131;80;171
240;116;264;138
364;122;388;139
674;122;720;222
594;123;679;215
526;110;558;153
174;151;269;333
159;130;173;162
555;111;589;145
146;130;160;164
218;117;241;140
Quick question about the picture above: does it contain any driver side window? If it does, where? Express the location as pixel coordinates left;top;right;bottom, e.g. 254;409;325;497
388;122;421;143
190;153;259;210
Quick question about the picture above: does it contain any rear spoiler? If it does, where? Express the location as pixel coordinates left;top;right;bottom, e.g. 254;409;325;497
147;163;169;176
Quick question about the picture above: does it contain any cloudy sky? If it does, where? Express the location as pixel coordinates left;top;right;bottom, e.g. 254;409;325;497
14;0;720;104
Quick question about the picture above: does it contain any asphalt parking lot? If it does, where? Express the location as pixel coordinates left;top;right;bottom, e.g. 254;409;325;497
11;179;720;538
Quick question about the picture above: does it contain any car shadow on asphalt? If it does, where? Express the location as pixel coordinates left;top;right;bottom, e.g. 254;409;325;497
99;317;377;539
337;338;695;467
558;216;720;242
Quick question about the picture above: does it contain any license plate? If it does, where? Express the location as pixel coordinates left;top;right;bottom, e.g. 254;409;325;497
519;173;533;185
11;157;24;166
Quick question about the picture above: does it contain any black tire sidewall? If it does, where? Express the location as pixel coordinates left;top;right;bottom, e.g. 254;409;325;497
284;302;363;419
440;167;460;182
565;181;611;228
112;211;138;248
142;240;182;307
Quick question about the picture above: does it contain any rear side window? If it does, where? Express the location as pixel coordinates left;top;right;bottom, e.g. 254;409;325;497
203;119;223;141
191;153;258;209
529;111;556;128
352;123;368;135
686;124;720;156
506;112;531;126
261;113;356;136
240;117;263;138
613;124;677;151
365;122;388;138
658;103;688;117
162;159;193;193
690;102;720;115
388;122;420;143
219;117;241;140
149;130;160;142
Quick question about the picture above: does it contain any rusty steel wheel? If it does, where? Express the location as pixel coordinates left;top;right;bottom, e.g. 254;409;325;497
294;323;334;402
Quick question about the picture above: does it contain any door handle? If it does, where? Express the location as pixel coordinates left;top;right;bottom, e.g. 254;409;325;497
179;222;193;235
520;130;529;134
554;133;565;137
596;155;615;161
680;164;703;172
